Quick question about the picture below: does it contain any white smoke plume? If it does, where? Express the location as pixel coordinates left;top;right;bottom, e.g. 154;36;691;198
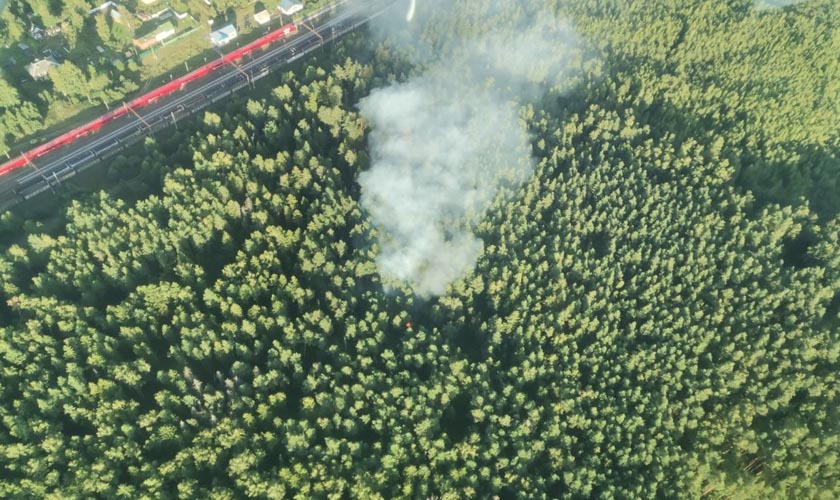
358;81;531;296
358;0;582;297
753;0;807;9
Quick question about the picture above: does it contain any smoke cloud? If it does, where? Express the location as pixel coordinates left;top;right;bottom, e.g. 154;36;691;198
358;0;582;297
753;0;807;9
358;81;532;296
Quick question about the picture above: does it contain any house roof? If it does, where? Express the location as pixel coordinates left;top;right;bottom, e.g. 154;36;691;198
254;10;271;24
25;57;58;79
210;24;238;46
87;1;117;16
278;0;303;15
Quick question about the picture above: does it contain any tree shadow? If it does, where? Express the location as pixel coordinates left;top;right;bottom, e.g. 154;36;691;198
741;145;840;220
224;7;238;29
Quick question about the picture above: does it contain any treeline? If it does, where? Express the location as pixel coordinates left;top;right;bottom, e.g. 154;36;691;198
394;0;840;216
0;0;838;499
0;61;139;155
561;0;840;217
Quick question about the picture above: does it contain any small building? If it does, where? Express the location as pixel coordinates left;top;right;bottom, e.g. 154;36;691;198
18;42;35;58
171;9;191;20
29;25;46;40
210;24;238;47
45;25;63;37
132;20;176;50
87;1;117;16
254;10;271;25
278;0;303;16
25;57;59;80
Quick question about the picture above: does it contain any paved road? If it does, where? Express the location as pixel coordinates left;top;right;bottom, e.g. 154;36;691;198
0;0;394;210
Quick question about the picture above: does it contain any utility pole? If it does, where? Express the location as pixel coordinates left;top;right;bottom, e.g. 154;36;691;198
300;21;323;44
221;54;251;86
22;152;39;172
123;102;151;128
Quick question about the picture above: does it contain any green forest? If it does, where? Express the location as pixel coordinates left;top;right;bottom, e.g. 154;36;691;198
0;0;838;498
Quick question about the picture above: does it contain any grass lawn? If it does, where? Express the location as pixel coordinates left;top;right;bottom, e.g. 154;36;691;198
139;27;206;82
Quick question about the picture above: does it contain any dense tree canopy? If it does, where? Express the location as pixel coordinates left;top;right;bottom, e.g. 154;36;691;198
0;0;838;498
562;0;840;217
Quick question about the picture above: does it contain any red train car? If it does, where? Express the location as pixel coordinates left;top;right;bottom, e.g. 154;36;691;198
0;23;298;178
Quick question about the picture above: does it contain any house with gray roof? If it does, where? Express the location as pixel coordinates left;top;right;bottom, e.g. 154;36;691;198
25;57;58;80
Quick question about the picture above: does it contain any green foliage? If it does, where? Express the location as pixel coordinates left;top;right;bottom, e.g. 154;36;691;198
562;0;840;217
108;13;135;49
0;101;43;153
49;61;91;102
94;12;116;50
0;8;27;44
0;77;20;109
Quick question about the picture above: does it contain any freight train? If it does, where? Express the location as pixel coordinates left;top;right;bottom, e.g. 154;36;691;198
0;23;297;177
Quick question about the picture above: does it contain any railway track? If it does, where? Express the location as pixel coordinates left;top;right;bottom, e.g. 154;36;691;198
0;0;394;210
